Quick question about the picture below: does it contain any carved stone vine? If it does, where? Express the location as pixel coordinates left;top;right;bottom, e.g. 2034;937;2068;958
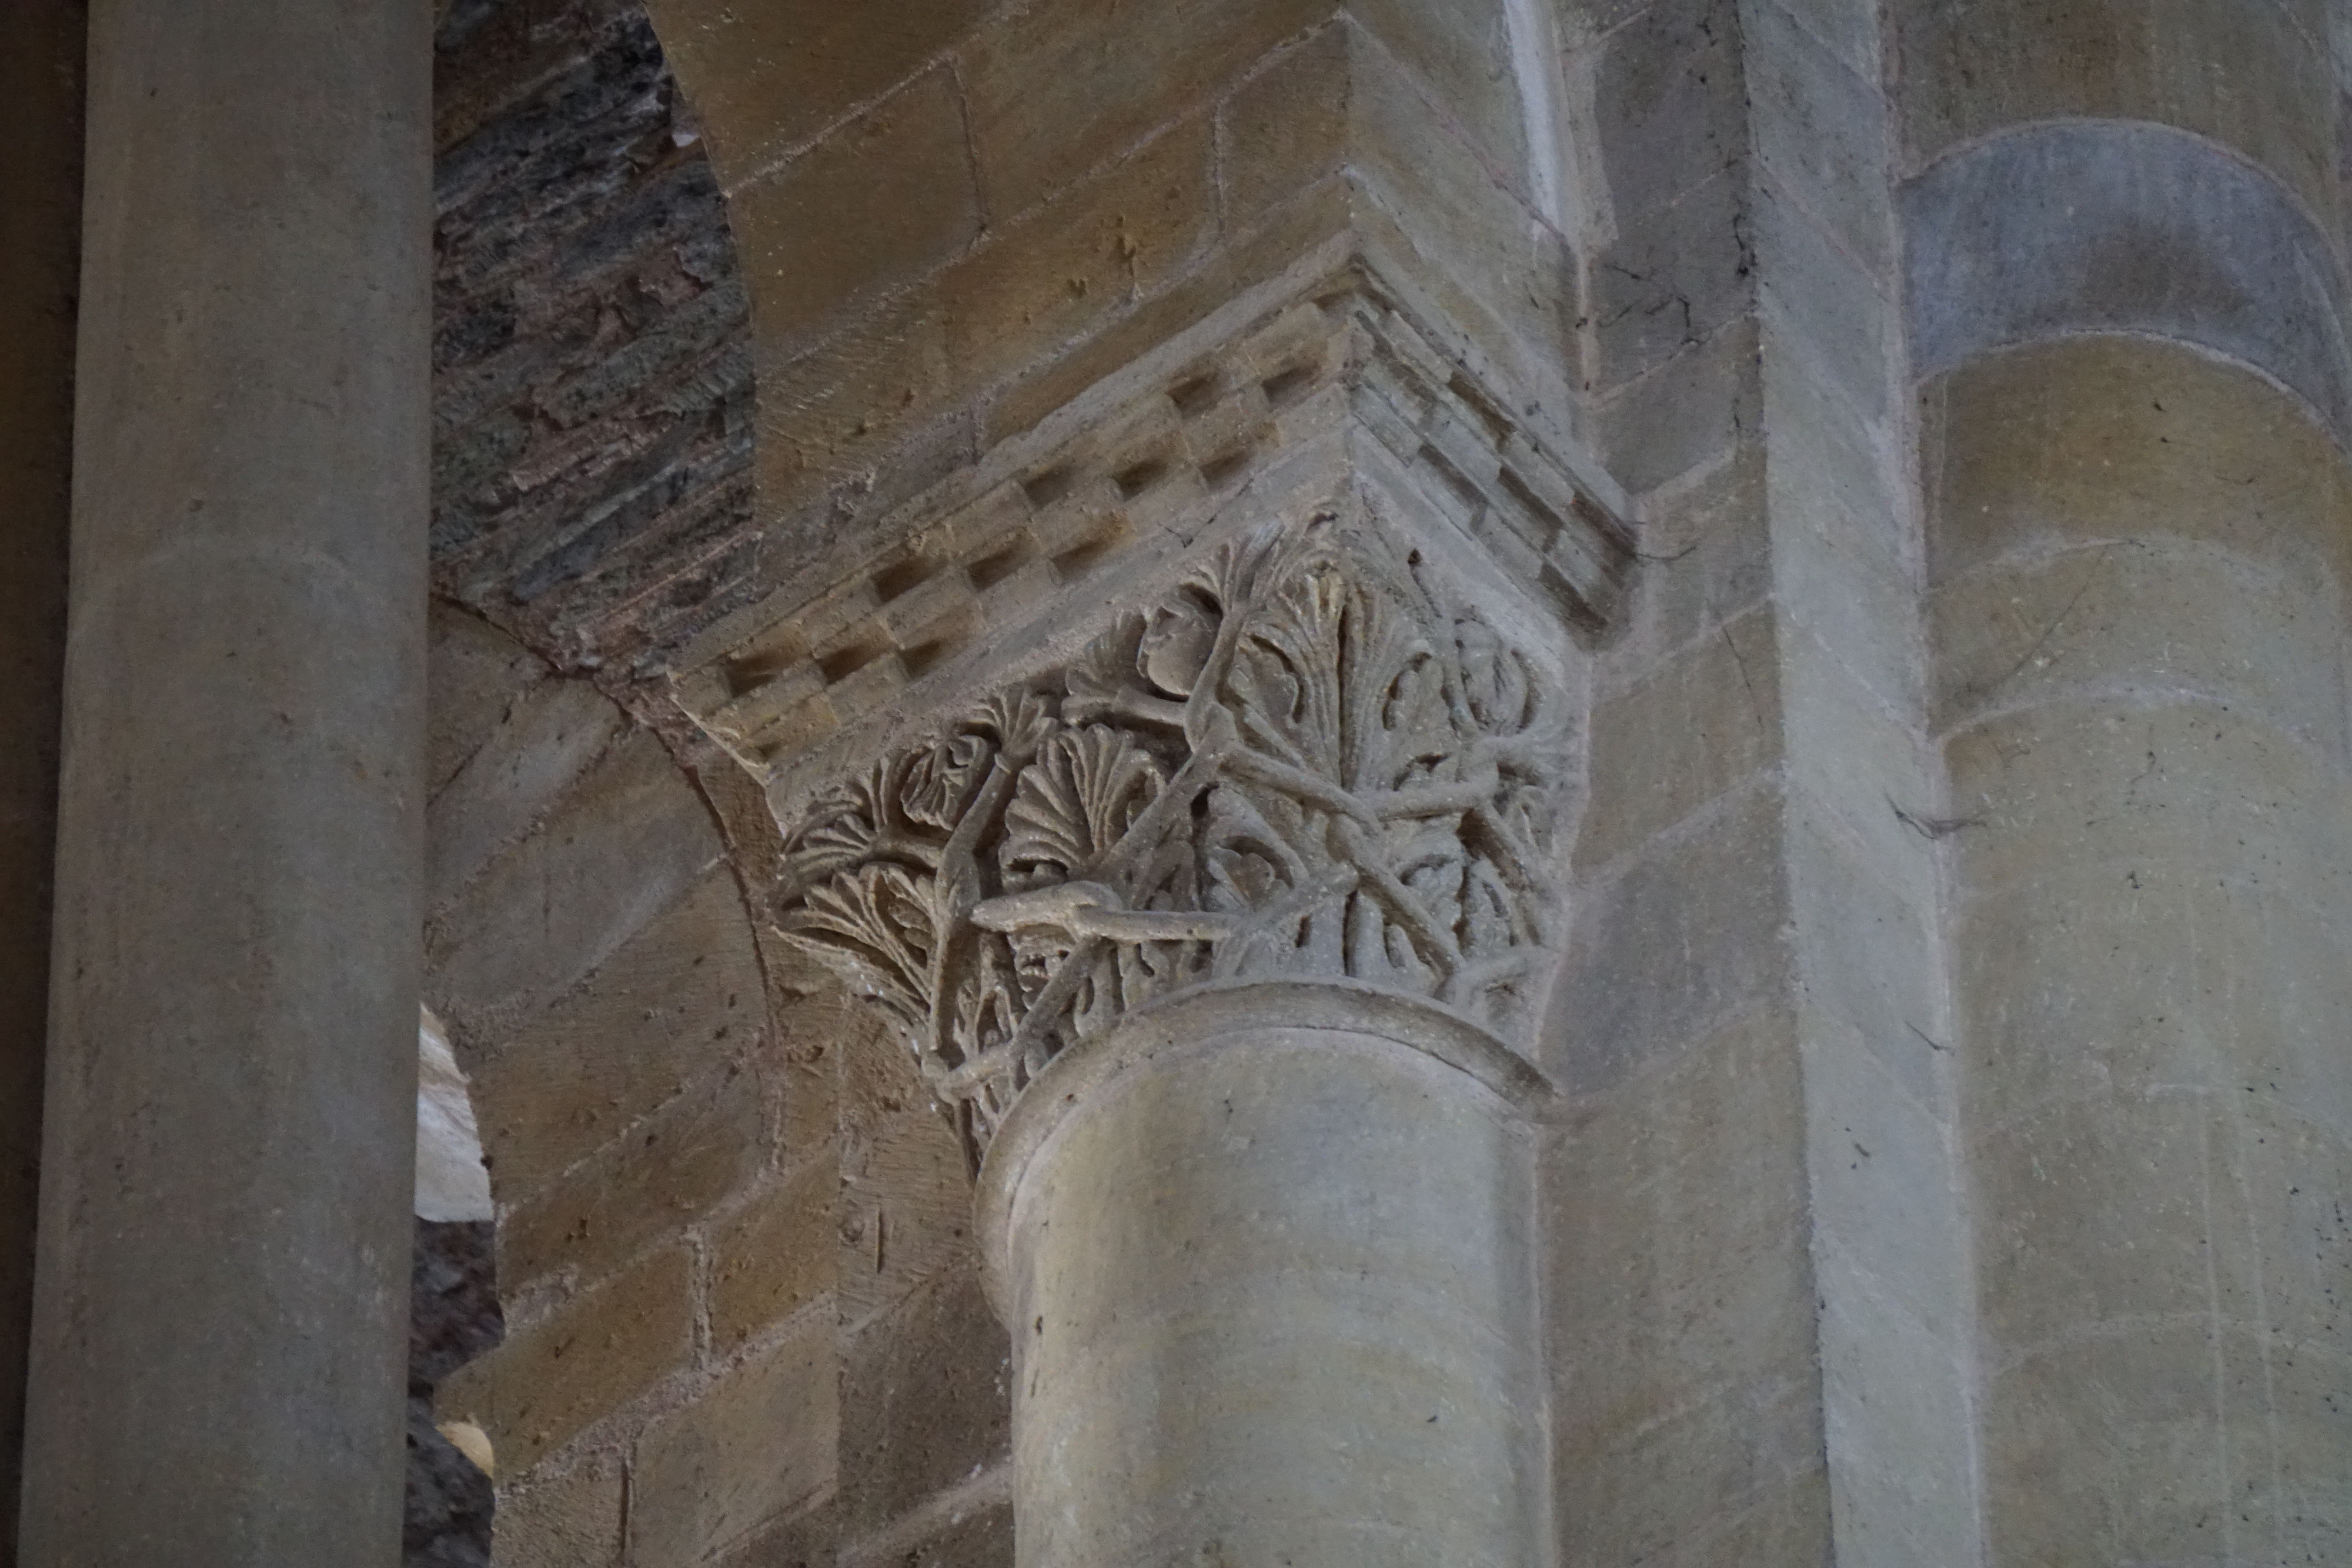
774;516;1570;1166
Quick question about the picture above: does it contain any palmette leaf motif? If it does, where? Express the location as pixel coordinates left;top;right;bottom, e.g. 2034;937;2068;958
782;862;938;1031
773;516;1577;1168
1002;726;1167;890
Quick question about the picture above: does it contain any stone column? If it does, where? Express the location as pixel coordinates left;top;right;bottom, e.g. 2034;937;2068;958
980;989;1548;1567
19;2;430;1562
758;359;1623;1561
1898;11;2352;1551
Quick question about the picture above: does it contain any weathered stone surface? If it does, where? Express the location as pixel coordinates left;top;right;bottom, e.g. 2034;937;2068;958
1925;333;2352;588
1581;603;1780;870
499;1058;769;1292
708;1158;838;1352
437;1245;694;1473
1588;0;1747;227
960;0;1331;217
426;728;723;1022
25;2;431;1559
463;865;764;1198
839;1265;1010;1535
427;670;629;914
1548;1009;1825;1566
492;1453;627;1568
629;1320;837;1564
432;0;757;691
1589;316;1759;496
1905;123;2352;434
1554;779;1791;1095
646;0;984;183
729;69;981;355
1896;0;2338;232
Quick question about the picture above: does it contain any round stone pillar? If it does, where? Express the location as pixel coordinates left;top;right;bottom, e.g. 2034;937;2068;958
978;988;1551;1568
19;1;430;1562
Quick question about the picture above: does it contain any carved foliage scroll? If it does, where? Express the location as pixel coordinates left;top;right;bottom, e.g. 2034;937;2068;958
775;519;1569;1164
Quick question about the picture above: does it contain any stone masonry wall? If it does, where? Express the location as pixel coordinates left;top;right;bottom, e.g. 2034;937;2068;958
433;0;759;718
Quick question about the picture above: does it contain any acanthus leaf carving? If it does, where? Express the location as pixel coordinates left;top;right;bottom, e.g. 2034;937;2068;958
775;514;1573;1168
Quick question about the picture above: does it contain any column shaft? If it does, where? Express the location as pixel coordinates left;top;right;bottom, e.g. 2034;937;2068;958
1929;340;2352;1556
987;1002;1547;1568
20;1;430;1560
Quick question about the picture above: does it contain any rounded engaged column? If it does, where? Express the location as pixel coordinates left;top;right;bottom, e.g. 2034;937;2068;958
980;989;1551;1568
19;2;429;1562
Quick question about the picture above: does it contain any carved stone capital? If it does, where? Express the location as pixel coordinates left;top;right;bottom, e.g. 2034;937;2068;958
773;510;1585;1165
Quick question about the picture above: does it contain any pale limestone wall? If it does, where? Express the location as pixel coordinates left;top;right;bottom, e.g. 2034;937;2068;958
407;5;2352;1566
1543;4;1838;1564
420;604;1004;1566
0;5;82;1561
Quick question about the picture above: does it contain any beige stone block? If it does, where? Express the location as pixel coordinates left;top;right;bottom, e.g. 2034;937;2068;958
1608;443;1770;670
1345;0;1526;192
717;1497;837;1568
1806;1022;1969;1326
710;1158;840;1353
1955;854;2352;1140
1347;30;1566;376
838;1265;1010;1533
838;1097;977;1330
729;69;981;353
1981;1323;2344;1564
940;113;1218;399
467;867;765;1200
1580;604;1780;870
1220;25;1349;229
1589;316;1758;497
630;1320;838;1566
1895;0;2338;235
1582;1466;1830;1568
960;0;1332;216
426;604;547;794
769;983;878;1158
1945;697;2348;909
1549;1011;1813;1425
1926;335;2352;592
1930;539;2348;748
426;674;624;915
1589;0;1747;226
646;0;984;182
756;299;963;540
1974;1088;2268;1357
500;1060;769;1293
437;1245;694;1472
859;1500;1017;1567
1812;1246;1980;1564
1785;817;1945;1112
1551;780;1792;1093
492;1452;625;1568
1557;1376;1822;1567
425;728;723;1021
